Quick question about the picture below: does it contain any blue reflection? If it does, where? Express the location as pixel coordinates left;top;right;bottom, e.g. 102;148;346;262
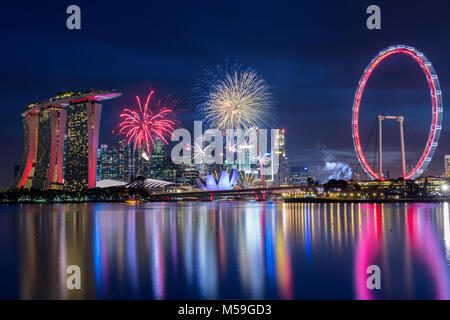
264;212;275;282
305;205;312;265
93;211;103;295
1;201;449;299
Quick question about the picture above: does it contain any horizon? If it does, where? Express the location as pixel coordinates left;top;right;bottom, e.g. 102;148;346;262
2;0;450;188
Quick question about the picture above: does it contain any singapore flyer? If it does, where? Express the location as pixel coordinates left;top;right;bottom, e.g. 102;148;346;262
352;45;443;180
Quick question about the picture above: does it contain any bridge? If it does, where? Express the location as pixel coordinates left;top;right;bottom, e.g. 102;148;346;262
147;185;314;202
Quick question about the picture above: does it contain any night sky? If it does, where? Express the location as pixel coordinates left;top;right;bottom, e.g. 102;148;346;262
1;0;450;187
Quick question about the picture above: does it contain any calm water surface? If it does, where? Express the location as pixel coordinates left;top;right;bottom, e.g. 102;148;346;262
0;201;449;299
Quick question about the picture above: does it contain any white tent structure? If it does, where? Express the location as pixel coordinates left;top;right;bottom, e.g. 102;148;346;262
126;178;178;189
96;179;128;188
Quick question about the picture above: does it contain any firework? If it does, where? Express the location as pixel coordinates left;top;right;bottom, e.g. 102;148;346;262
225;141;239;153
190;142;212;162
212;170;221;181
237;171;258;189
118;90;178;154
225;137;254;154
193;62;275;130
257;154;271;166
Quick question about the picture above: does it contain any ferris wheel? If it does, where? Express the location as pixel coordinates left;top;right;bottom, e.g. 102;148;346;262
352;45;443;180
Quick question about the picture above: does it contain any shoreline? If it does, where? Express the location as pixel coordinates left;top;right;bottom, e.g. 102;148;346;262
283;198;450;204
1;198;450;205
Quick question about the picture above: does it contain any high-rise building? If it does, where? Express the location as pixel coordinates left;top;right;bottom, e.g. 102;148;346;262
278;129;290;185
96;148;102;181
118;139;131;182
97;144;119;181
131;144;150;179
445;155;450;178
291;166;310;185
15;89;121;190
149;139;166;180
15;107;66;190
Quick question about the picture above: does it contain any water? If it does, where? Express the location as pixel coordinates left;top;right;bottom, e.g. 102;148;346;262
0;201;449;299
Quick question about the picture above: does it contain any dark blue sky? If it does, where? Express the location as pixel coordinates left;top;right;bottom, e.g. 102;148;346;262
1;0;450;187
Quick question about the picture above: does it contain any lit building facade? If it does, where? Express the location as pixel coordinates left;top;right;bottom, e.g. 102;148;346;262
118;139;131;182
16;107;67;190
97;144;120;181
131;144;150;178
15;89;121;191
445;155;450;178
278;129;290;185
149;139;165;180
291;166;310;185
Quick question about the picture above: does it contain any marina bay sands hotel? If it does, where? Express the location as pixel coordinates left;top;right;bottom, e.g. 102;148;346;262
15;89;122;191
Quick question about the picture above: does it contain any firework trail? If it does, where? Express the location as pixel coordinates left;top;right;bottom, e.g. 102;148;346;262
225;137;254;154
237;171;258;189
257;154;271;166
189;142;212;162
193;62;276;130
118;90;178;155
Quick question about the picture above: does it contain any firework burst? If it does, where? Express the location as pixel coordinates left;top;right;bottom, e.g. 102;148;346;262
187;142;212;162
258;154;271;166
193;62;275;130
237;171;258;189
118;90;178;155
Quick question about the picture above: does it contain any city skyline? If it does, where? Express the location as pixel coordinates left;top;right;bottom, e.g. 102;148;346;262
2;1;450;304
2;1;450;188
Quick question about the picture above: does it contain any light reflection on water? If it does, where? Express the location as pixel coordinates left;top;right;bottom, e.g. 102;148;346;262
0;201;449;299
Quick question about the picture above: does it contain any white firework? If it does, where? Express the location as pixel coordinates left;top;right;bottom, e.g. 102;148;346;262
193;63;276;130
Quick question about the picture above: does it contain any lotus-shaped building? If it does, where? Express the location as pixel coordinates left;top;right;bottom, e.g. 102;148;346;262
197;169;238;191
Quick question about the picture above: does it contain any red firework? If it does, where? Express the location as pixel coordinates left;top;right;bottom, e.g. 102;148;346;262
118;90;178;154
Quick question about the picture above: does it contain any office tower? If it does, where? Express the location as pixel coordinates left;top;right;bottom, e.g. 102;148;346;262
278;129;290;185
98;144;119;181
118;139;131;182
149;139;165;180
132;144;150;178
291;166;310;185
96;148;102;181
15;89;121;190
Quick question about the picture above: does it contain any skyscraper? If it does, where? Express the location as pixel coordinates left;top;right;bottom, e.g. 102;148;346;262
118;139;131;182
149;139;165;180
96;147;102;181
16;106;66;190
15;89;121;191
97;144;119;181
278;129;290;185
132;144;150;178
291;166;310;185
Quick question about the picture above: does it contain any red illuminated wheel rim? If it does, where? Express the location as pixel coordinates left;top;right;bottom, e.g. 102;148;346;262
352;45;443;180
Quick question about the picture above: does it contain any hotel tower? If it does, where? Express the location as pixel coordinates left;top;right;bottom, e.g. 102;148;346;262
15;89;122;191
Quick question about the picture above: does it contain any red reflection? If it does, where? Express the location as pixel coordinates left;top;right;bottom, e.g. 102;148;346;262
355;204;449;299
